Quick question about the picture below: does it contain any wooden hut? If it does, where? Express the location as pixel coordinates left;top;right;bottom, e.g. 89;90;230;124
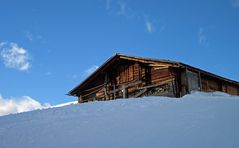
68;54;239;103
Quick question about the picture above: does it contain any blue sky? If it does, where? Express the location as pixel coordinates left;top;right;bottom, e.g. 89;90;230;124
0;0;239;105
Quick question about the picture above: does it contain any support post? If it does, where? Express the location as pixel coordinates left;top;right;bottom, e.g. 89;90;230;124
78;95;83;103
137;63;141;81
113;85;116;99
122;85;126;98
104;72;109;100
104;87;109;100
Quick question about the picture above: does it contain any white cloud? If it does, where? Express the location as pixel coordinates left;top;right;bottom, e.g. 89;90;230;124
232;0;239;7
103;1;158;33
144;17;155;33
0;94;50;116
0;42;31;71
85;65;99;75
117;2;136;19
104;0;135;18
25;31;45;43
198;28;208;47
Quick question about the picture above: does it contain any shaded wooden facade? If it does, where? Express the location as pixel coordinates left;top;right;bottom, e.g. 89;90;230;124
68;54;239;103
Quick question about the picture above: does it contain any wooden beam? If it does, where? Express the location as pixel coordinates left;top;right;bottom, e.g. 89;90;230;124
134;88;147;98
137;78;175;90
82;84;105;92
81;87;103;98
119;56;177;67
107;81;142;94
104;87;108;100
120;56;154;64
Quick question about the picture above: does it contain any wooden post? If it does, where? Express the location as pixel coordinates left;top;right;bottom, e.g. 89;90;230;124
78;95;83;103
122;85;126;98
175;71;181;98
113;85;116;99
171;80;176;97
169;69;176;97
104;72;109;100
104;87;108;100
138;63;141;81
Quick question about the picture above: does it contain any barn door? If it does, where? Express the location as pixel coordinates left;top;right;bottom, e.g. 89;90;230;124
187;70;200;92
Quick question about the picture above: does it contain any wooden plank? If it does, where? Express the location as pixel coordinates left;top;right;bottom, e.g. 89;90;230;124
82;84;105;92
151;76;175;83
134;88;147;97
138;78;175;90
107;81;142;94
104;87;108;100
119;56;176;67
81;87;103;98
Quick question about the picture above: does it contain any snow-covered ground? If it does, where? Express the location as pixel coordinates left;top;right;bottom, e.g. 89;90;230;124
0;92;239;148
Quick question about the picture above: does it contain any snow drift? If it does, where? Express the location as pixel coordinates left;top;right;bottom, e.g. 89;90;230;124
0;92;239;148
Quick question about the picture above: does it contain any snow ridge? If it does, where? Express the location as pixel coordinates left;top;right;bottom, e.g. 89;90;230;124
0;92;239;148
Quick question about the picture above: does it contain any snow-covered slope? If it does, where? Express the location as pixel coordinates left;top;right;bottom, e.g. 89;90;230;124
0;92;239;148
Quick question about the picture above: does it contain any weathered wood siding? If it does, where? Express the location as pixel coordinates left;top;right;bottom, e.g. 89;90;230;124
72;55;239;103
226;84;239;95
113;62;139;85
200;74;239;96
146;66;177;97
78;60;179;103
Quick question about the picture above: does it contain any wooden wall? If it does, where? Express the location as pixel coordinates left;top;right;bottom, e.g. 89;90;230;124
77;60;239;103
78;60;178;103
178;69;239;97
113;62;140;85
200;74;239;96
146;66;177;97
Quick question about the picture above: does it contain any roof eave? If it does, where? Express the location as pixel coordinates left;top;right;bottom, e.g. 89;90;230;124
68;54;120;96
